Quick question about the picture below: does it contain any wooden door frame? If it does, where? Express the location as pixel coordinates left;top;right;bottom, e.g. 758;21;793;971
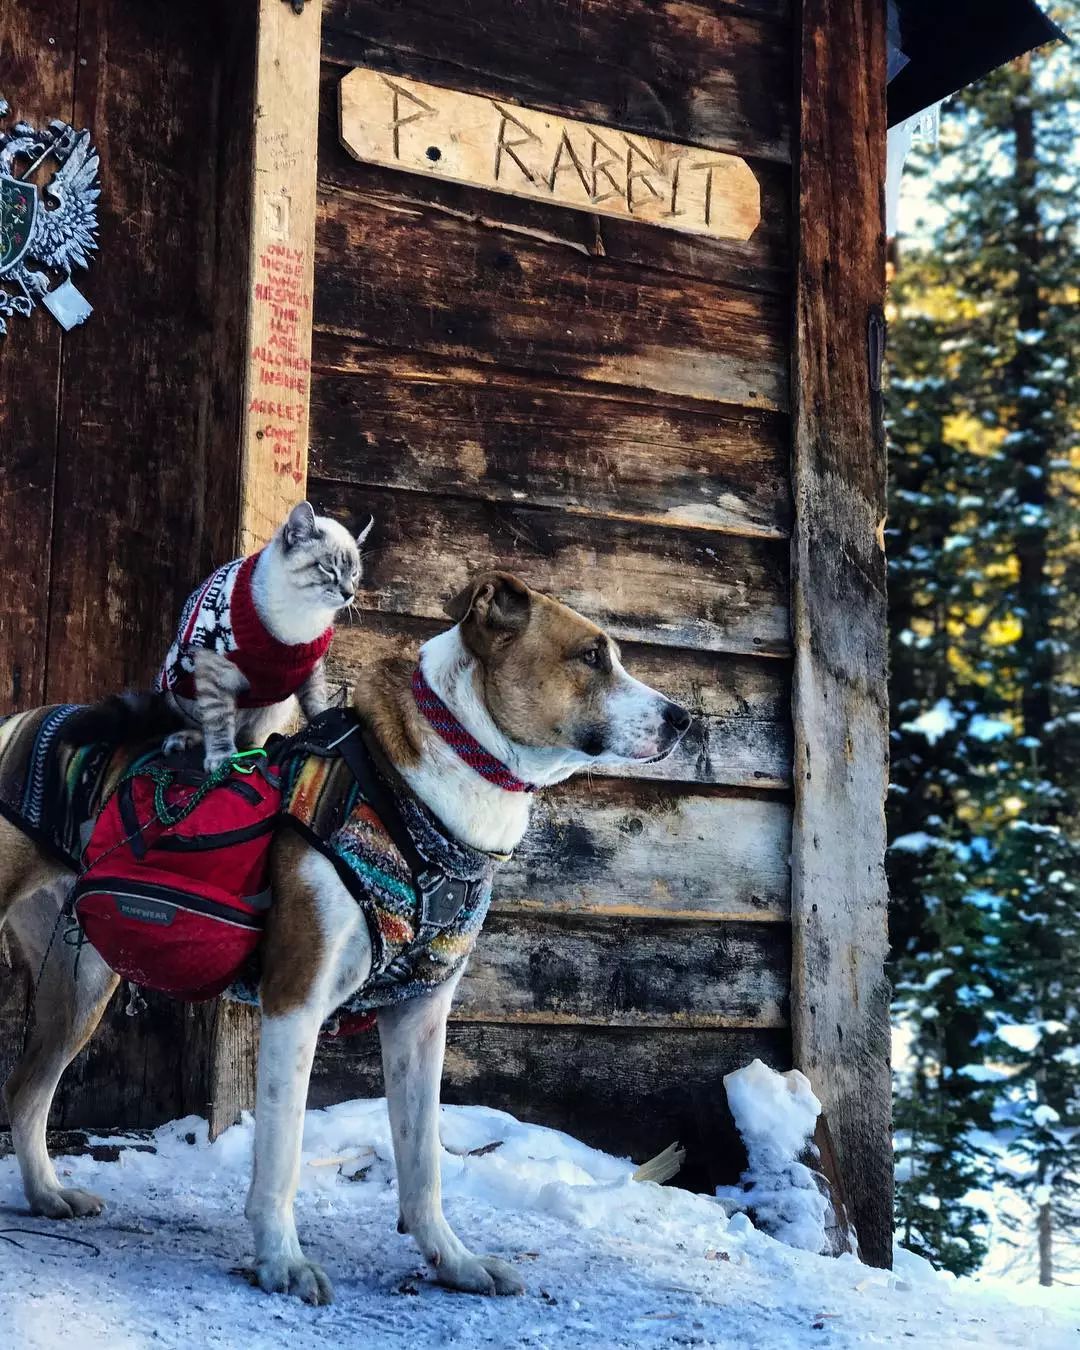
789;0;893;1268
196;0;324;1137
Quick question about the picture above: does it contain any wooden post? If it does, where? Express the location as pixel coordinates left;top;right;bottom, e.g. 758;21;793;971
196;0;323;1139
789;0;892;1268
237;0;323;553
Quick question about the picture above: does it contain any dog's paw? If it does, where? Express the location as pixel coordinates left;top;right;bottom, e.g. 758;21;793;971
434;1252;525;1296
256;1257;334;1306
163;729;202;756
30;1186;105;1220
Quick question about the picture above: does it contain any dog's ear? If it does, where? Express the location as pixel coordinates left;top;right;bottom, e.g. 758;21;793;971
445;572;532;648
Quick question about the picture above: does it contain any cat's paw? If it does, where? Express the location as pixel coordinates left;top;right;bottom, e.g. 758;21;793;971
163;729;202;756
203;747;237;773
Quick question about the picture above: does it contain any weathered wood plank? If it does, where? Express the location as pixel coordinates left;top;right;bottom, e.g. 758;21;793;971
330;616;792;789
224;0;325;1136
318;65;792;297
310;1023;792;1194
339;68;761;242
313;483;790;658
314;189;789;411
28;0;259;1137
43;0;247;701
0;0;77;713
51;982;189;1131
503;780;791;921
322;0;792;163
237;0;322;552
309;347;791;539
790;0;892;1269
0;0;80;1093
457;913;789;1028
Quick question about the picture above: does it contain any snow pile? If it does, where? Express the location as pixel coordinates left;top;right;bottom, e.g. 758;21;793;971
716;1059;833;1254
901;698;958;744
1;1099;1078;1348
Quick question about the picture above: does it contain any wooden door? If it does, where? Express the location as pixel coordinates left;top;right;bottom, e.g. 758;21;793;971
306;0;797;1195
0;0;253;1126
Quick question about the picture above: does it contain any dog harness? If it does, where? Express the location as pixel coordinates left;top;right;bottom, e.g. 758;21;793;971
271;710;500;1022
0;702;506;1029
155;552;333;708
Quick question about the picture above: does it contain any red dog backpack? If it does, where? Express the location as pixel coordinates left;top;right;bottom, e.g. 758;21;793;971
72;755;281;1001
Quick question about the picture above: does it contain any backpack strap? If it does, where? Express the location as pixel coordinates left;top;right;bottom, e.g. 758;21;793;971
334;725;471;931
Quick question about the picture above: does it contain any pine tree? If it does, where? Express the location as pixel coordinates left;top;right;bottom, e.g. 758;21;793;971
887;2;1079;1279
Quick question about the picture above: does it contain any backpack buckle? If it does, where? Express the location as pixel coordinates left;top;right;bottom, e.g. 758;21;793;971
416;868;469;927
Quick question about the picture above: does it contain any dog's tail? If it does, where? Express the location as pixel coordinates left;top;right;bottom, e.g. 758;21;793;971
60;692;184;748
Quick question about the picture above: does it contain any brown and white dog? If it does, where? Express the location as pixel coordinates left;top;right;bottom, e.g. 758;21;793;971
0;572;691;1304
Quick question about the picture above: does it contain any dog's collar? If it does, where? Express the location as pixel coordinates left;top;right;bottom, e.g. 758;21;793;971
411;666;537;794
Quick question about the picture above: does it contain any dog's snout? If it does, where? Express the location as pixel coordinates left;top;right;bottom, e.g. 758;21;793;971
662;701;692;734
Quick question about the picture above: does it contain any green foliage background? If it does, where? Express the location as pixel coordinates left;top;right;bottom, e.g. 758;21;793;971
887;3;1080;1280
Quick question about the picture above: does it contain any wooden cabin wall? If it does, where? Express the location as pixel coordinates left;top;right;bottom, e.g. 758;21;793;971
309;0;796;1193
0;0;254;1126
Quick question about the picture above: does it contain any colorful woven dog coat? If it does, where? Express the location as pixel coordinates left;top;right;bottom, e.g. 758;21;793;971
274;711;498;1020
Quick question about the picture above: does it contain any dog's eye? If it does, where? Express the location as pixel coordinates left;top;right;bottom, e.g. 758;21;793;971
579;648;599;667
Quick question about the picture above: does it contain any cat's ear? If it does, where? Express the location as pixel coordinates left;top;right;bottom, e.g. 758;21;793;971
283;501;317;550
355;515;374;548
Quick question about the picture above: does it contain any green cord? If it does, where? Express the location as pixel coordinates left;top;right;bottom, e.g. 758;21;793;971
119;748;268;828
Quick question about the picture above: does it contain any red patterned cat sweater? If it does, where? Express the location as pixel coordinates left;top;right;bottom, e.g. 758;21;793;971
155;553;333;709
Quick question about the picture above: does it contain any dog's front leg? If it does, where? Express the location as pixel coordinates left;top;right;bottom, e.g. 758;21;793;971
245;1005;333;1305
378;975;524;1295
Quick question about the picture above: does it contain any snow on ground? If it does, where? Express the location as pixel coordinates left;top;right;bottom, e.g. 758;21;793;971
1;1099;1076;1350
716;1061;831;1254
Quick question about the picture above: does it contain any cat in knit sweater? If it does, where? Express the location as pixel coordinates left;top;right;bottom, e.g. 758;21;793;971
156;501;372;771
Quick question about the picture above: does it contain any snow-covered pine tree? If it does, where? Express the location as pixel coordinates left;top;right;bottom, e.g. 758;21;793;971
972;30;1080;1281
887;254;1003;1275
887;1;1079;1279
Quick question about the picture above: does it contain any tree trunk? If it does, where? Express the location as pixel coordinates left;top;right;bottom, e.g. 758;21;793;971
1038;1200;1053;1287
1010;55;1052;754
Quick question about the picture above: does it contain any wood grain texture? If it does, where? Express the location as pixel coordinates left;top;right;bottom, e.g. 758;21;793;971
182;998;259;1132
329;615;792;789
0;0;80;1089
310;1023;792;1194
10;0;257;1136
318;66;792;297
457;912;789;1028
322;0;792;163
222;0;322;1134
502;780;791;920
310;343;791;539
51;986;190;1131
790;0;892;1269
313;482;790;658
0;0;77;713
338;68;761;242
237;0;322;552
43;0;247;702
314;188;789;411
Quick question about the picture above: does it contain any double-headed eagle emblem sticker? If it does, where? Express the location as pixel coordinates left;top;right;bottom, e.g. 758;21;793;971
0;99;100;335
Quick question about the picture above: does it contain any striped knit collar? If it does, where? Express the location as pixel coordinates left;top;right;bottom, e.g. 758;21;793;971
411;666;537;794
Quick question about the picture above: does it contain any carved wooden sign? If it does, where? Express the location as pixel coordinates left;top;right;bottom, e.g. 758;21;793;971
339;69;760;242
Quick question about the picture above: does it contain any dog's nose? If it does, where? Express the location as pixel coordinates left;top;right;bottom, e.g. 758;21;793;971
662;701;693;734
